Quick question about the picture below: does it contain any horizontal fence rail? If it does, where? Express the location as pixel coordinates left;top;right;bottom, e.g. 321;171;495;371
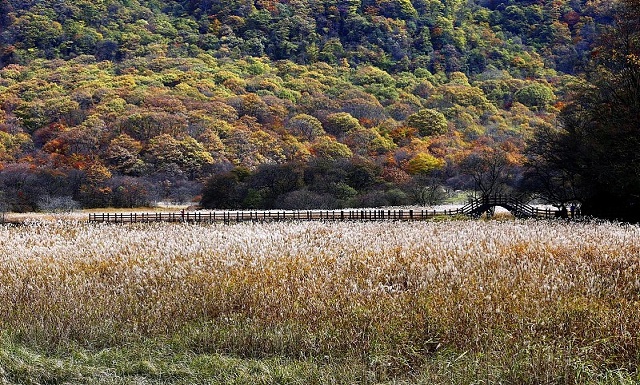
88;209;466;224
88;205;559;224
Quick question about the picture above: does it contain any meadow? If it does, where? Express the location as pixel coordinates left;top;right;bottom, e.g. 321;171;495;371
1;219;639;384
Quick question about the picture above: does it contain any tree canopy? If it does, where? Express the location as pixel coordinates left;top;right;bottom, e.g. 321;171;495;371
0;0;625;211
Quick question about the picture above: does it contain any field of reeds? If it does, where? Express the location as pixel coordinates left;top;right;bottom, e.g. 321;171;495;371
1;219;639;384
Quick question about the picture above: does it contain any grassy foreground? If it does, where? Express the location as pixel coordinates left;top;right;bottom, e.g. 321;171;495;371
3;336;636;384
1;219;639;384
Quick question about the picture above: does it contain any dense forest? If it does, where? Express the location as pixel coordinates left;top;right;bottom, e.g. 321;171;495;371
0;0;623;211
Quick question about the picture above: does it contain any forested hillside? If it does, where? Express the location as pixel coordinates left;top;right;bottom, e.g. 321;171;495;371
0;0;614;210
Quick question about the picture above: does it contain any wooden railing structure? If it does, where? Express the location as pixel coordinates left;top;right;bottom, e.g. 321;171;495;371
88;208;465;224
459;194;557;219
88;195;560;224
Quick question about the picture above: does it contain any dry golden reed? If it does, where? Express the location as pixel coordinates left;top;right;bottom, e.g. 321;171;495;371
1;219;639;371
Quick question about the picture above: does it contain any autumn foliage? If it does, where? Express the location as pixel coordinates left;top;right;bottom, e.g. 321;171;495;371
0;0;611;209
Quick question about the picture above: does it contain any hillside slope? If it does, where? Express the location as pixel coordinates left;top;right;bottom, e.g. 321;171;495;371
0;0;612;210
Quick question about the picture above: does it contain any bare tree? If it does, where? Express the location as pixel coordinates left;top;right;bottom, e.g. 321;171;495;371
37;195;81;213
461;146;518;198
406;176;447;206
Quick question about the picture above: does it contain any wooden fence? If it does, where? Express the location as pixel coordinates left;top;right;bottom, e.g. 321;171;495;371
88;208;469;224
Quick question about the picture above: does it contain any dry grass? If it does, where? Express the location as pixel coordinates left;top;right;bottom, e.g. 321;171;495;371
1;219;639;383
